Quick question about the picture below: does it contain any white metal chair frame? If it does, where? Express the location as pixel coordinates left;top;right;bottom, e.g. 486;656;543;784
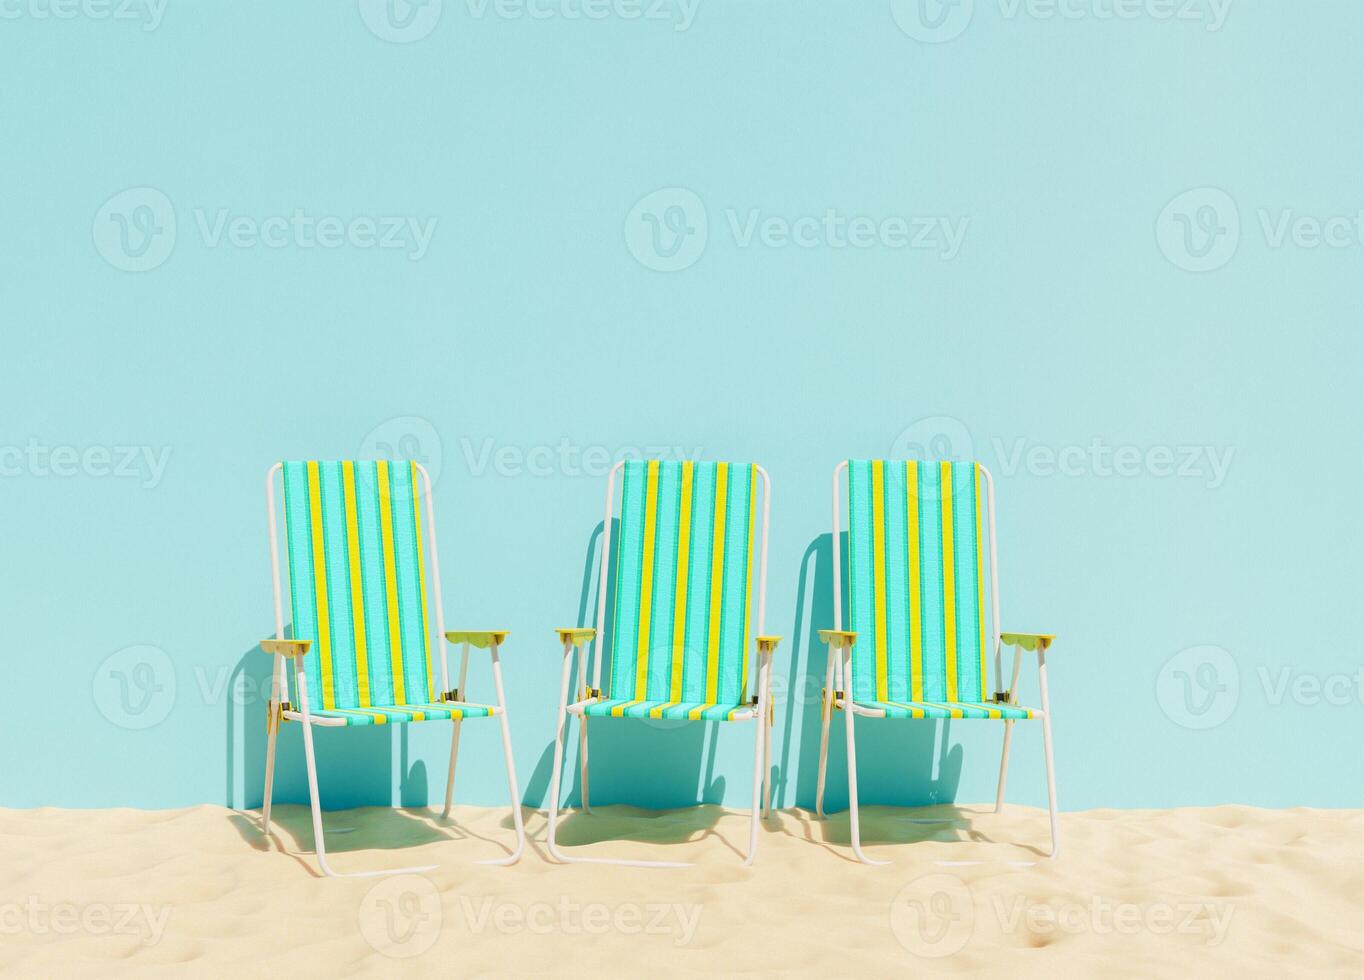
545;461;777;867
813;461;1060;864
259;462;527;878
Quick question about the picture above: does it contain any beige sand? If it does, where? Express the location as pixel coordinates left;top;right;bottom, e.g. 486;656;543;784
0;803;1360;977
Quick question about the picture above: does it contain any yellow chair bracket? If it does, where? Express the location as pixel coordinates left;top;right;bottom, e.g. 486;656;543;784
555;627;597;648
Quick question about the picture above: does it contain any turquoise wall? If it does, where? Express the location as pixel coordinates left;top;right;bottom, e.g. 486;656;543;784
2;1;1359;812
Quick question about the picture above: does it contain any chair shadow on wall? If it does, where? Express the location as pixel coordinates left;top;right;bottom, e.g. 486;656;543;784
517;519;737;856
222;636;501;866
777;533;979;852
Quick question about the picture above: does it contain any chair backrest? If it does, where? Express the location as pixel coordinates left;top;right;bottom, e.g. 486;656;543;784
603;460;761;706
841;459;996;704
276;460;439;711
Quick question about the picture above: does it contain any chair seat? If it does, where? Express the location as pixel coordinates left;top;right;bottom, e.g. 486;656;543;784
845;698;1034;720
283;701;497;726
578;698;757;721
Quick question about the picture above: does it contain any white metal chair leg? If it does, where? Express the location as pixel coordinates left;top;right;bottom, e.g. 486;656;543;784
994;720;1014;814
262;712;279;835
478;643;526;866
842;652;887;866
994;641;1025;814
262;651;284;836
545;646;689;869
1039;712;1060;860
441;718;463;820
743;648;775;864
814;658;836;818
759;654;774;819
578;717;591;814
761;708;773;819
1037;648;1060;859
296;710;436;879
742;710;765;866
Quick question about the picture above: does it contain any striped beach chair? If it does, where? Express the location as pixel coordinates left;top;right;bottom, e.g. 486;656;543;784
260;460;526;877
545;459;780;866
815;460;1059;863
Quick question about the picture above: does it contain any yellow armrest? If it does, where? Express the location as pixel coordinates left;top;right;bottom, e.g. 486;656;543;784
445;630;509;649
555;627;596;647
261;639;311;658
1000;632;1055;652
755;635;782;654
817;629;857;649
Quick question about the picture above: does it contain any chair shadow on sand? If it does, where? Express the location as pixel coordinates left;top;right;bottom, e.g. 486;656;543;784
764;533;1035;861
222;637;519;875
516;517;734;859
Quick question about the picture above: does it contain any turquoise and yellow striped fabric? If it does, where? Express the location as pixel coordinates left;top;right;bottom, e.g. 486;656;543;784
599;460;758;722
846;460;1017;717
279;460;495;727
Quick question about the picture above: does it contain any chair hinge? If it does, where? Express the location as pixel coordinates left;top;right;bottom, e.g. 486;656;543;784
269;700;292;732
992;690;1012;704
583;687;601;700
822;688;844;702
750;694;759;706
440;688;461;703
